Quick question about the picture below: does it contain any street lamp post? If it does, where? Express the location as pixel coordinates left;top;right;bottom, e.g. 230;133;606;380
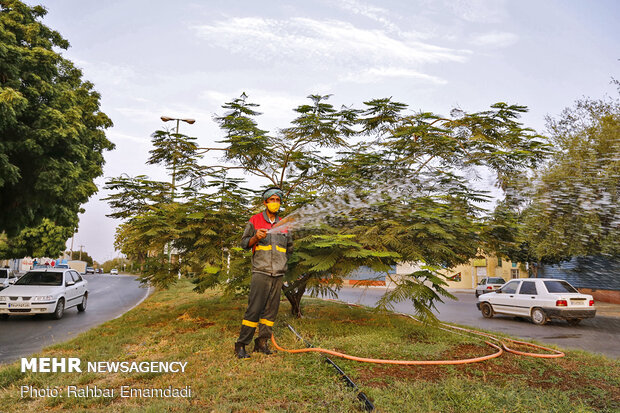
160;116;196;271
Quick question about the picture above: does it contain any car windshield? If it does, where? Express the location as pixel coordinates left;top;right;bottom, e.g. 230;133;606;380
14;271;63;286
0;269;8;279
487;278;505;284
544;280;578;293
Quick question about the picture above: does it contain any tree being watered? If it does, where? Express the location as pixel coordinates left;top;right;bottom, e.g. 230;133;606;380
106;93;549;322
204;94;549;321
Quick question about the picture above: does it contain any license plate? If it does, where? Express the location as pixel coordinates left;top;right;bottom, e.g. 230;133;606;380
8;303;29;308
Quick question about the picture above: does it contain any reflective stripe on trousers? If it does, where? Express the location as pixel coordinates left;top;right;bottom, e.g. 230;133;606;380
237;272;283;345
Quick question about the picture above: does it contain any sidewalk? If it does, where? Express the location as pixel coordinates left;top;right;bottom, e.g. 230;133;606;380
593;301;620;318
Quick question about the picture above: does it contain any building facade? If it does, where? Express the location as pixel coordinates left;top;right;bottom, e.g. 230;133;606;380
345;255;528;289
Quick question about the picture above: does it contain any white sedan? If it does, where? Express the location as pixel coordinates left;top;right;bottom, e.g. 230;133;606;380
0;268;88;320
476;278;596;325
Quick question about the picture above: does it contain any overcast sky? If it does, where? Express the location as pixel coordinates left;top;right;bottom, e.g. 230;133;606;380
29;0;619;263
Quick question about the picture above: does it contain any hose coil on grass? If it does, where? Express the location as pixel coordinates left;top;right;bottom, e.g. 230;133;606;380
271;302;564;365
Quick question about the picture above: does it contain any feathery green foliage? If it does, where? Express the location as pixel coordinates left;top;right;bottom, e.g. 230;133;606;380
107;93;548;321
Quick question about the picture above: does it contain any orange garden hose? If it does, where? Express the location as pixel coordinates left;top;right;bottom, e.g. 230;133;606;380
271;335;504;365
271;301;564;365
442;322;565;358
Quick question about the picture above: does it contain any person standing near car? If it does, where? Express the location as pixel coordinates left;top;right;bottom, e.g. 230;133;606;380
234;187;293;359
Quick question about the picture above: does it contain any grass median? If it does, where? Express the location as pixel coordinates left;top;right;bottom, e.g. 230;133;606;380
1;279;619;412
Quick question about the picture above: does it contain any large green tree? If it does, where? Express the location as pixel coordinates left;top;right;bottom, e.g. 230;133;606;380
0;0;114;236
106;94;549;321
207;94;549;319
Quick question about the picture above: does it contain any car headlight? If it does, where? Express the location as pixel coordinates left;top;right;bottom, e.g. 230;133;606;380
0;296;7;301
32;296;54;301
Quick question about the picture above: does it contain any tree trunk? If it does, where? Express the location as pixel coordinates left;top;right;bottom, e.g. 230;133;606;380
284;284;306;317
283;273;312;318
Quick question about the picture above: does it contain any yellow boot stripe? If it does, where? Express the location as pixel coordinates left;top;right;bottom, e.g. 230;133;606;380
275;246;287;253
242;319;259;328
259;318;274;326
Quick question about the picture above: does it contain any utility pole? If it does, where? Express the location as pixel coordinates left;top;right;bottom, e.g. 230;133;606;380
79;245;85;261
70;229;75;258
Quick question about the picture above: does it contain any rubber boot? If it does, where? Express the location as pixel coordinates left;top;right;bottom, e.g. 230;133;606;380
253;337;274;355
235;342;250;359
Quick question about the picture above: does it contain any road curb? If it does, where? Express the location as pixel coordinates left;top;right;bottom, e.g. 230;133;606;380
114;284;154;320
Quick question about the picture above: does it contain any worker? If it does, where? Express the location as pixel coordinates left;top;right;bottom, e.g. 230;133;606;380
234;187;293;359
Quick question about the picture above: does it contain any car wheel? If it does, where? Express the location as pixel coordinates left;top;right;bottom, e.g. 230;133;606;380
475;291;480;298
480;302;494;318
567;318;582;326
53;298;65;320
77;294;87;312
531;308;547;325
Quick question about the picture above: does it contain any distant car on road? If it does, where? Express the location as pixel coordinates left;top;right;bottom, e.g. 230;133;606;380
475;277;506;297
96;268;103;274
0;268;88;320
85;267;95;274
477;278;596;326
0;269;18;291
110;268;118;275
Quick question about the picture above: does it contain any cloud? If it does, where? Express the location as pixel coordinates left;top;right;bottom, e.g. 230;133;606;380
446;0;507;23
340;67;447;84
106;131;150;145
201;89;303;113
73;59;137;87
191;17;470;83
470;31;519;48
331;0;399;32
200;88;314;131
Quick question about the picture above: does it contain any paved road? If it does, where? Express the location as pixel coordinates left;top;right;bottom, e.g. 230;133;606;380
331;286;620;359
0;274;150;364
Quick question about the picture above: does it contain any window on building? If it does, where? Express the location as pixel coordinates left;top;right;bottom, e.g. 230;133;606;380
497;257;502;267
510;269;519;279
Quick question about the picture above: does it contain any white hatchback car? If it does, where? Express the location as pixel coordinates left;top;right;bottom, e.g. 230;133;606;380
477;278;596;325
0;268;88;320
